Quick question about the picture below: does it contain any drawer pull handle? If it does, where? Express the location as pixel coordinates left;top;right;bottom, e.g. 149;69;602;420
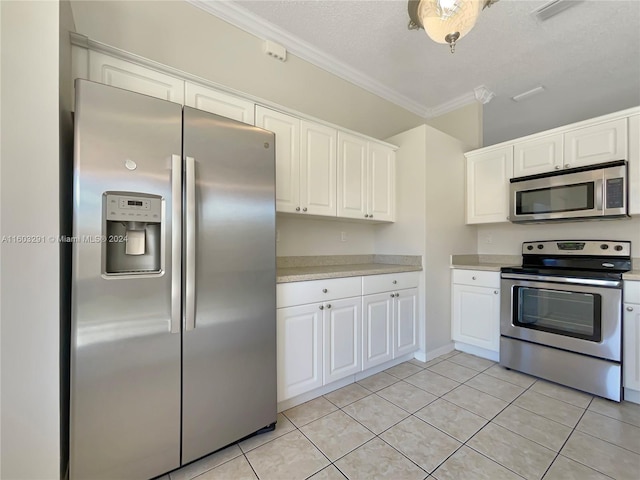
472;276;476;280
392;280;397;284
494;290;499;295
322;288;328;293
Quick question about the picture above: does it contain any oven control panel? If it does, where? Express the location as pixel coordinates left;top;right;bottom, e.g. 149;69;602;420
522;240;631;256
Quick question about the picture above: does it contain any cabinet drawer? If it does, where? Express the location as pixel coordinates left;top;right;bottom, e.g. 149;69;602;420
277;277;362;308
452;269;500;288
625;281;640;304
362;271;419;295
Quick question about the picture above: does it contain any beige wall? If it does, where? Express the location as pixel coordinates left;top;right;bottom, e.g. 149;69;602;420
376;124;476;357
427;102;484;150
477;217;640;257
70;0;426;140
1;1;61;478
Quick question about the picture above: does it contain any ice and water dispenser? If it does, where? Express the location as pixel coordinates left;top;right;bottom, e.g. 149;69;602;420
104;192;163;275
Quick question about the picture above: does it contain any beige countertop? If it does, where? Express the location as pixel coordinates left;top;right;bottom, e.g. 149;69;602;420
624;270;640;281
450;254;521;272
276;255;422;283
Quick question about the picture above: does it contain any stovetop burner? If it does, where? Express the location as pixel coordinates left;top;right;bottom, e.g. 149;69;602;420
502;240;632;278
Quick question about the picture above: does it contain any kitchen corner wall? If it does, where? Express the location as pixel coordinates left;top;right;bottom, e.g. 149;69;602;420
276;216;376;256
477;217;640;257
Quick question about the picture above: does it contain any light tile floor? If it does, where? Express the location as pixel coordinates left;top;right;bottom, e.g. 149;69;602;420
164;350;640;480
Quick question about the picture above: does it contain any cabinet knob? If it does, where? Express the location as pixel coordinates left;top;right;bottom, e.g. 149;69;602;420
364;214;369;218
369;214;373;219
390;293;395;298
472;276;476;280
494;290;499;295
322;288;328;293
564;163;571;168
326;304;332;309
295;207;300;211
628;306;634;312
319;305;324;310
554;165;561;170
303;207;307;212
392;280;397;284
395;293;400;298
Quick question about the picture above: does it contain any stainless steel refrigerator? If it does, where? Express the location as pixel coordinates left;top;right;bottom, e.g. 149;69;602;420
69;79;276;480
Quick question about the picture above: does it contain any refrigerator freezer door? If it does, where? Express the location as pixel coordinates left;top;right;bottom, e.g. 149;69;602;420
181;107;277;464
70;80;182;480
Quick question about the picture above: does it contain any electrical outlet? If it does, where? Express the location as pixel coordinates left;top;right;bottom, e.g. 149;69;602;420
340;231;348;242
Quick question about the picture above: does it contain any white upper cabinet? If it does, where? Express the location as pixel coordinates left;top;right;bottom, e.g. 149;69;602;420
513;134;563;177
337;133;395;222
564;119;627;168
88;51;184;104
337;133;368;219
300;121;338;217
184;82;254;124
256;107;337;217
255;106;300;214
628;114;639;215
466;146;514;224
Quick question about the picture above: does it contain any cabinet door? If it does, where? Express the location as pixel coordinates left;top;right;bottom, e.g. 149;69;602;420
300;121;337;216
623;304;640;391
324;297;362;383
89;51;184;104
628;115;640;215
185;83;254;124
256;107;300;214
394;288;418;357
466;147;513;224
277;304;323;401
513;134;563;177
337;132;368;219
368;142;395;222
452;284;500;352
564;119;627;169
362;293;394;369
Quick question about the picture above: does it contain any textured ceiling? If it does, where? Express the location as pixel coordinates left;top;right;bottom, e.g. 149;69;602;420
199;0;640;145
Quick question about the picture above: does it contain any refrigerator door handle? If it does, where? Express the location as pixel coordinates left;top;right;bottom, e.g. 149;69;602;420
184;155;196;331
170;154;182;334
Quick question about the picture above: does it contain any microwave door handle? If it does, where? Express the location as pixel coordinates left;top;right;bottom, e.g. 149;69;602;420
595;178;604;211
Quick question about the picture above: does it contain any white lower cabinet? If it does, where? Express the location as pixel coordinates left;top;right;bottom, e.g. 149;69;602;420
623;281;640;402
323;297;362;384
451;270;500;354
276;304;323;401
276;271;419;403
362;293;394;369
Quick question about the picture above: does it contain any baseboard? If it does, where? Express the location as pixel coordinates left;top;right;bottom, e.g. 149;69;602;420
454;342;499;362
624;388;640;404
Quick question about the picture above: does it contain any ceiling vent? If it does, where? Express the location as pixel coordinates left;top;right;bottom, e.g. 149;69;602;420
532;0;583;21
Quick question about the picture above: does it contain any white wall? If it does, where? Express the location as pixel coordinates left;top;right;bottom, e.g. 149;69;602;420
376;124;477;357
427;102;484;150
0;1;61;478
276;216;376;256
477;217;640;257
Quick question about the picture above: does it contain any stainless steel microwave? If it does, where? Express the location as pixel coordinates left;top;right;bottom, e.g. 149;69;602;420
509;160;628;223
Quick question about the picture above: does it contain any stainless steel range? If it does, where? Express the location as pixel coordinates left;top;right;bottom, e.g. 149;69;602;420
500;240;631;401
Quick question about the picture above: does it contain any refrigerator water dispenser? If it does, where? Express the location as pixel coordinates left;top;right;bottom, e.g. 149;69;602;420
103;192;163;274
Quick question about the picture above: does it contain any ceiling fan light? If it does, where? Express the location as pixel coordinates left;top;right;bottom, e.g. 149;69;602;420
418;0;482;45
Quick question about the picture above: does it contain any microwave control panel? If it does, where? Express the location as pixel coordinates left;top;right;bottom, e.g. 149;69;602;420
605;178;624;209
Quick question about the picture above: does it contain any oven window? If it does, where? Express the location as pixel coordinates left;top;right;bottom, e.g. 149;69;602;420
516;182;594;214
514;287;602;341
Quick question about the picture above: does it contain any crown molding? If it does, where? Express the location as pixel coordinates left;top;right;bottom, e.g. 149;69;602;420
474;85;496;104
187;0;437;118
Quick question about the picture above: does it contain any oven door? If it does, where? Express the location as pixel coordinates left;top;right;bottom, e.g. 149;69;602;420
501;274;622;361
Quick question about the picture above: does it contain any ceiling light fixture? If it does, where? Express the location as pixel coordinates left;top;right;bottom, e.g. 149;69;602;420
408;0;499;53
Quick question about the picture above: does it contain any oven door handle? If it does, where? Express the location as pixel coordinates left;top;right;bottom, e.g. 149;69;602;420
501;273;622;288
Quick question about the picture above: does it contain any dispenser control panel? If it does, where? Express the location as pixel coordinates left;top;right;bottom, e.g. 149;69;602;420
105;194;162;222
